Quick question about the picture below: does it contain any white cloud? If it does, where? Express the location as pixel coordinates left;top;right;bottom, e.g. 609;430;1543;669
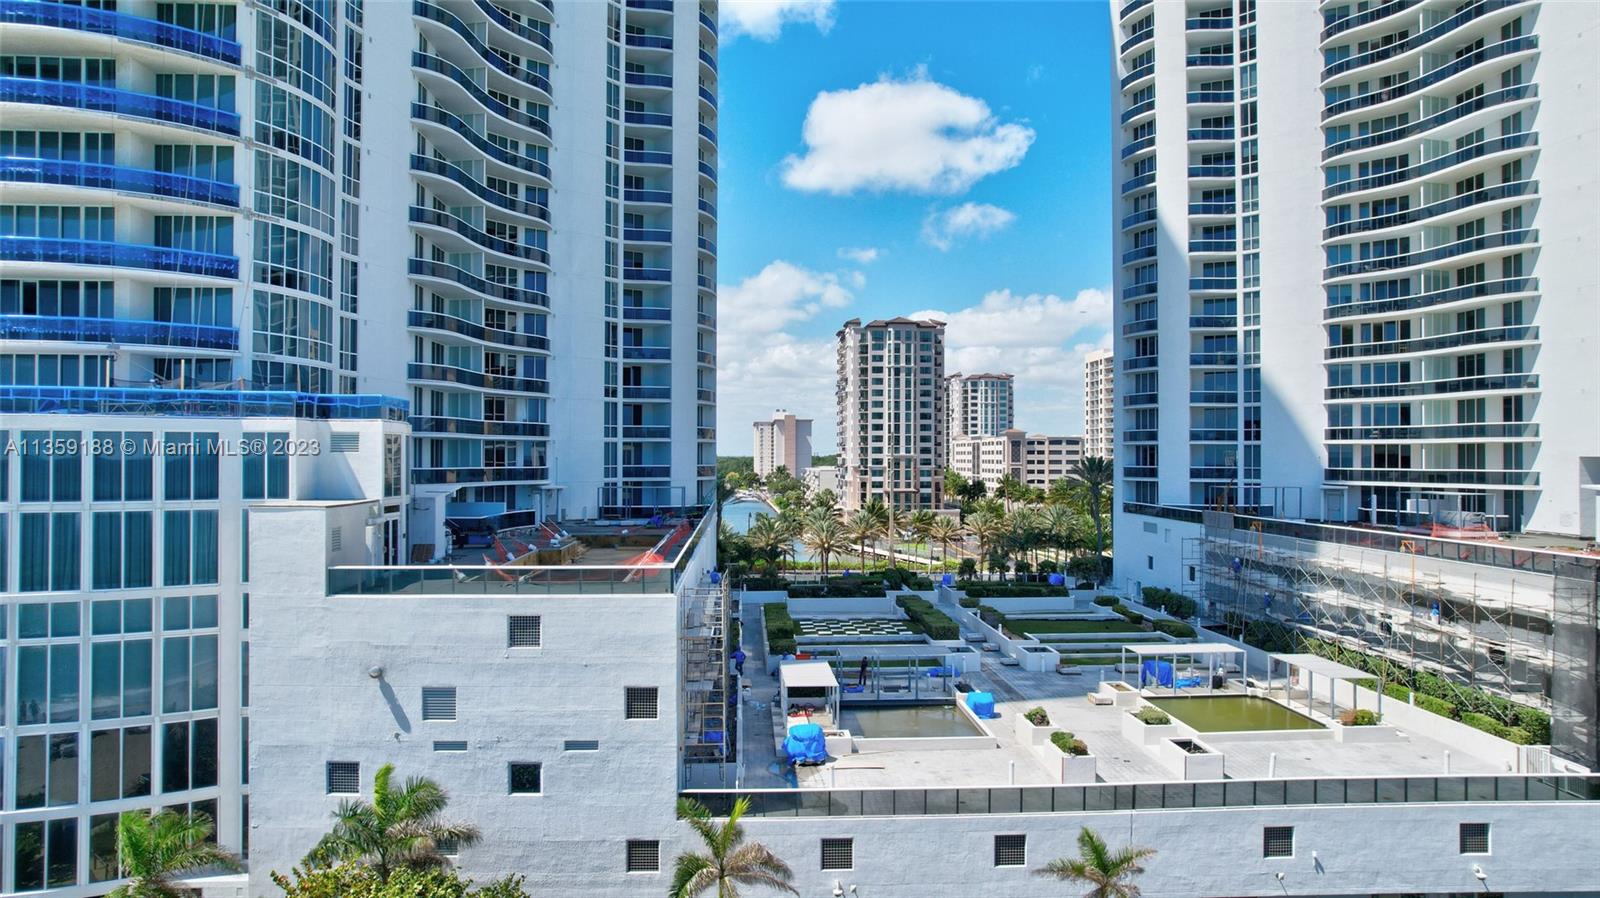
837;246;881;264
720;0;835;41
921;202;1016;251
781;72;1035;195
910;288;1112;433
717;260;857;344
717;335;840;454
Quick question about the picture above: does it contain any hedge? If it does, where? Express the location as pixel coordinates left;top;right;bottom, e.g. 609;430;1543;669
958;597;980;608
1050;730;1089;756
1461;712;1534;745
959;582;1069;598
1141;586;1197;619
742;576;788;591
764;605;798;656
1112;604;1145;625
1382;683;1457;719
1152;619;1196;638
1092;596;1119;607
895;595;960;640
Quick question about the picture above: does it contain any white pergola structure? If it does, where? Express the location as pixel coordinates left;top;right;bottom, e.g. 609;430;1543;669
1269;653;1378;721
779;661;841;729
1119;643;1247;694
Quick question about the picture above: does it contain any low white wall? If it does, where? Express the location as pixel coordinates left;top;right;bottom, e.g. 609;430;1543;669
740;589;789;606
787;596;900;615
979;595;1080;615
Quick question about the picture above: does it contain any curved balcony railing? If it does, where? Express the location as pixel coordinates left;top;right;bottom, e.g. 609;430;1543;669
1320;0;1416;42
625;110;673;127
408;258;550;308
622;266;671;282
0;0;242;63
1123;429;1158;442
1323;228;1536;280
413;465;549;485
1119;28;1153;55
1121;246;1157;265
409;362;549;395
0;385;406;420
1120;172;1155;194
698;198;716;217
1121;208;1156;229
699;85;717;108
696;273;712;289
1124;392;1159;407
1121;318;1158;335
1324;277;1536;320
1120;135;1156;159
1324;467;1539;487
622;345;670;361
1119;64;1154;90
473;0;552;53
409;207;549;264
1323;36;1538;120
407;310;550;351
1325;373;1539;401
1122;355;1158;371
1322;85;1536;161
624;187;672;204
413;1;552;95
625;32;672;50
1187;90;1234;105
1324;181;1537;240
700;10;716;35
622;227;671;243
0;156;239;206
1324;422;1539;442
698;235;716;254
1121;283;1157;301
413;52;551;136
411;416;550;437
0;77;239;135
697;311;714;327
1322;132;1534;200
1119;99;1154;124
410;154;550;222
0;314;238;350
411;103;551;180
1325;325;1537;360
624;149;672;165
622;385;672;400
625;71;672;88
698;123;717;143
698;160;716;181
699;48;717;72
627;0;674;11
1320;0;1527;82
622;305;671;321
0;236;237;278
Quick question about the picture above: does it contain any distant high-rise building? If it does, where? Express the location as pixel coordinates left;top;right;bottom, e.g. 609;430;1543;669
950;429;1083;494
1084;349;1115;459
836;317;946;510
752;410;812;479
945;372;1014;443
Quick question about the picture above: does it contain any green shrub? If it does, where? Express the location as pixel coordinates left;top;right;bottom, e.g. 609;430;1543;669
1133;707;1171;726
1050;730;1089;755
894;595;960;640
1113;604;1145;625
1339;708;1381;726
743;576;788;591
1382;683;1457;719
1460;711;1533;744
1092;595;1119;607
764;605;799;655
1140;586;1198;619
1152;619;1196;638
1023;706;1050;726
957;558;978;578
958;596;980;608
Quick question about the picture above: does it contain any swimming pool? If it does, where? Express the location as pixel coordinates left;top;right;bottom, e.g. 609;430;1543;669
1146;696;1324;732
841;704;985;738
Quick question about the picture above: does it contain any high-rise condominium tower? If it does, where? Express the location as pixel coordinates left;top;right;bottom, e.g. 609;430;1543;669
1083;348;1115;459
1110;0;1597;555
0;1;715;893
752;410;812;479
945;372;1013;440
836;317;946;511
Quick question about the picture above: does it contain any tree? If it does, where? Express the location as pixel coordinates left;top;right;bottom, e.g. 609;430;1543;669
1036;827;1155;898
1072;457;1115;578
966;511;1007;578
843;510;878;571
997;473;1026;511
928;516;965;571
800;514;847;577
908;509;938;571
744;515;785;569
672;797;797;898
306;763;480;883
879;501;907;568
272;864;531;898
809;489;839;516
109;809;240;898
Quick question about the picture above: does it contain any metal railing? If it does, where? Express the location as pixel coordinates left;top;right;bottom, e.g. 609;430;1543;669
410;154;550;221
1;0;241;64
0;77;239;134
0;314;238;350
411;103;550;179
413;0;551;94
409;207;548;263
412;52;551;136
0;156;238;206
0;385;406;420
0;236;237;278
408;258;549;308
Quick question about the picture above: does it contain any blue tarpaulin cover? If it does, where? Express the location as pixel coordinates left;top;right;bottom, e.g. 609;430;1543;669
966;691;997;719
941;573;954;586
783;723;827;764
1047;573;1065;586
1140;660;1174;687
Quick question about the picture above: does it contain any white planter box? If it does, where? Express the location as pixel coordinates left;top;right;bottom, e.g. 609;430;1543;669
1121;709;1184;746
1160;737;1226;780
1015;714;1060;747
1334;723;1401;743
1099;681;1141;709
1060;752;1097;784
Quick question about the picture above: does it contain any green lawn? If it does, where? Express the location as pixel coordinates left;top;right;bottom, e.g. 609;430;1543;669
1055;655;1124;666
1013;619;1143;635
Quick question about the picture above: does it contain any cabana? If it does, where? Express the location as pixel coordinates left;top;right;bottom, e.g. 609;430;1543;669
1269;653;1378;721
1119;643;1247;694
779;661;841;729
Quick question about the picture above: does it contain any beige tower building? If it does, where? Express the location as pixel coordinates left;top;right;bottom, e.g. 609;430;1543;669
752;410;813;479
1084;349;1115;459
836;317;947;510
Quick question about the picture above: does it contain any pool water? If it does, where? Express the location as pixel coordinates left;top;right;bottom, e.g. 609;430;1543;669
841;705;984;738
1147;696;1325;732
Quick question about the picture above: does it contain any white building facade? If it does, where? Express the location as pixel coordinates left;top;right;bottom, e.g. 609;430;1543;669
1083;348;1115;459
751;409;811;479
950;429;1084;493
835;317;946;511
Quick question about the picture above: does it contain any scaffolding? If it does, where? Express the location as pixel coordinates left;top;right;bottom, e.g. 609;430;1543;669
680;576;732;784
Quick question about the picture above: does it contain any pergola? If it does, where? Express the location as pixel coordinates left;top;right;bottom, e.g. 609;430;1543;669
1119;643;1247;694
779;661;841;728
1269;653;1377;721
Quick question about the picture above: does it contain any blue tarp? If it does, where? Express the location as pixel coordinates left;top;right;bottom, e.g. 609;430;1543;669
1047;573;1065;586
966;691;997;719
1140;660;1174;688
941;573;954;586
783;723;827;764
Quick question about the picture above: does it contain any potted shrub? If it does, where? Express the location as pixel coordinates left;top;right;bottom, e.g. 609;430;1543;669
1016;705;1059;746
1122;705;1181;745
1049;730;1096;784
1338;708;1381;726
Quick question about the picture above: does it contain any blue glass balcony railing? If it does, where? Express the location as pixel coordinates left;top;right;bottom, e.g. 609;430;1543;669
700;10;716;35
411;416;550;437
699;48;717;72
0;0;242;64
622;465;672;479
1189;276;1237;291
410;154;550;222
0;314;238;350
473;0;553;53
408;258;550;308
0;386;407;421
698;123;717;143
622;306;671;321
1188;164;1236;179
409;362;550;395
0;236;238;278
1322;85;1536;161
1321;0;1527;81
1187;90;1234;104
698;160;716;181
413;1;552;95
412;466;550;485
409;206;549;264
1120;135;1155;159
410;103;551;180
699;85;717;108
623;425;672;439
623;227;671;243
1186;54;1233;68
1323;277;1537;321
1322;132;1535;201
625;188;673;204
407;309;550;351
1322;36;1538;121
412;53;551;136
1119;63;1154;89
622;385;672;400
1188;128;1235;141
625;71;672;88
623;266;671;282
1119;99;1154;124
625;33;672;50
698;235;716;254
0;156;239;206
1323;229;1537;280
622;345;671;361
624;149;672;165
1321;0;1417;42
628;0;674;13
697;198;716;217
0;77;240;135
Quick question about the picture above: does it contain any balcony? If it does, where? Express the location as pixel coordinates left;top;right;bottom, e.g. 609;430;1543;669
1121;208;1156;230
698;122;717;143
1321;84;1536;161
1121;172;1155;194
1320;0;1417;43
1124;429;1158;443
411;416;550;437
698;160;716;181
1186;54;1233;68
1187;128;1235;142
1321;0;1526;82
1322;36;1538;121
0;156;238;206
0;0;242;64
1324;468;1539;487
1121;245;1157;265
1121;283;1157;301
623;266;671;282
625;32;673;50
408;258;549;308
411;155;551;222
1187;164;1235;179
413;1;551;94
1121;318;1158;335
622;425;672;439
413;466;549;485
1186;16;1232;30
1325;373;1539;401
625;71;672;89
700;10;716;36
625;187;673;204
621;465;672;479
1324;277;1537;321
1188;277;1237;291
411;103;551;180
409;207;549;264
622;305;671;321
1189;352;1238;366
407;310;550;351
1119;29;1153;55
1125;392;1158;407
1323;181;1537;240
1189;466;1236;480
1122;355;1159;371
1189;390;1237;404
1188;201;1236;216
1119;99;1155;124
0;314;238;350
408;362;549;395
1325;422;1538;442
1120;135;1156;159
473;0;552;53
622;345;671;361
699;48;716;72
0;77;239;135
698;235;716;254
1188;429;1236;442
624;149;672;166
1187;90;1234;105
623;227;671;243
1119;64;1154;90
1188;315;1237;328
0;236;237;279
412;52;551;136
698;198;717;218
1325;325;1537;360
1322;132;1534;201
1188;239;1236;253
0;385;406;420
699;85;717;108
697;311;715;327
1123;466;1158;479
1323;229;1537;280
622;385;672;400
626;0;673;10
625;110;673;127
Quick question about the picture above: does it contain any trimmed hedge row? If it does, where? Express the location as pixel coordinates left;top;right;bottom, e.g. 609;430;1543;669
959;582;1070;598
1141;586;1197;619
1461;711;1534;745
1152;619;1196;638
787;581;887;598
764;605;798;656
895;594;960;640
1050;730;1089;756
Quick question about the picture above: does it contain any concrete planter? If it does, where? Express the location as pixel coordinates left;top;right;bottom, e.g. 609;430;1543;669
1058;752;1097;784
1160;736;1226;780
1015;713;1060;747
1122;709;1184;746
1099;680;1141;709
1334;722;1401;743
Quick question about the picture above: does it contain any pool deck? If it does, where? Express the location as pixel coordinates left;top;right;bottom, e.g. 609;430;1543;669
735;604;1503;789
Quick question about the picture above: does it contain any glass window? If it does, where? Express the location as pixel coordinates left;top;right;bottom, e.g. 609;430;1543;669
163;721;189;792
123;638;152;716
163;635;190;713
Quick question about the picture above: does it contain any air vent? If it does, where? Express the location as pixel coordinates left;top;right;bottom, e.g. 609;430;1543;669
329;432;360;452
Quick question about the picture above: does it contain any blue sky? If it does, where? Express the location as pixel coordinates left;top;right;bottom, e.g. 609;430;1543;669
715;1;1114;453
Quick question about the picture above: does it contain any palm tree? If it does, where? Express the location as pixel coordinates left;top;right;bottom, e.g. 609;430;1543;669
110;809;240;898
842;510;878;571
908;509;938;572
306;763;480;883
927;516;965;572
800;515;847;577
966;511;1006;579
744;515;785;569
880;502;907;569
1072;457;1115;580
672;797;797;898
1037;827;1155;898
